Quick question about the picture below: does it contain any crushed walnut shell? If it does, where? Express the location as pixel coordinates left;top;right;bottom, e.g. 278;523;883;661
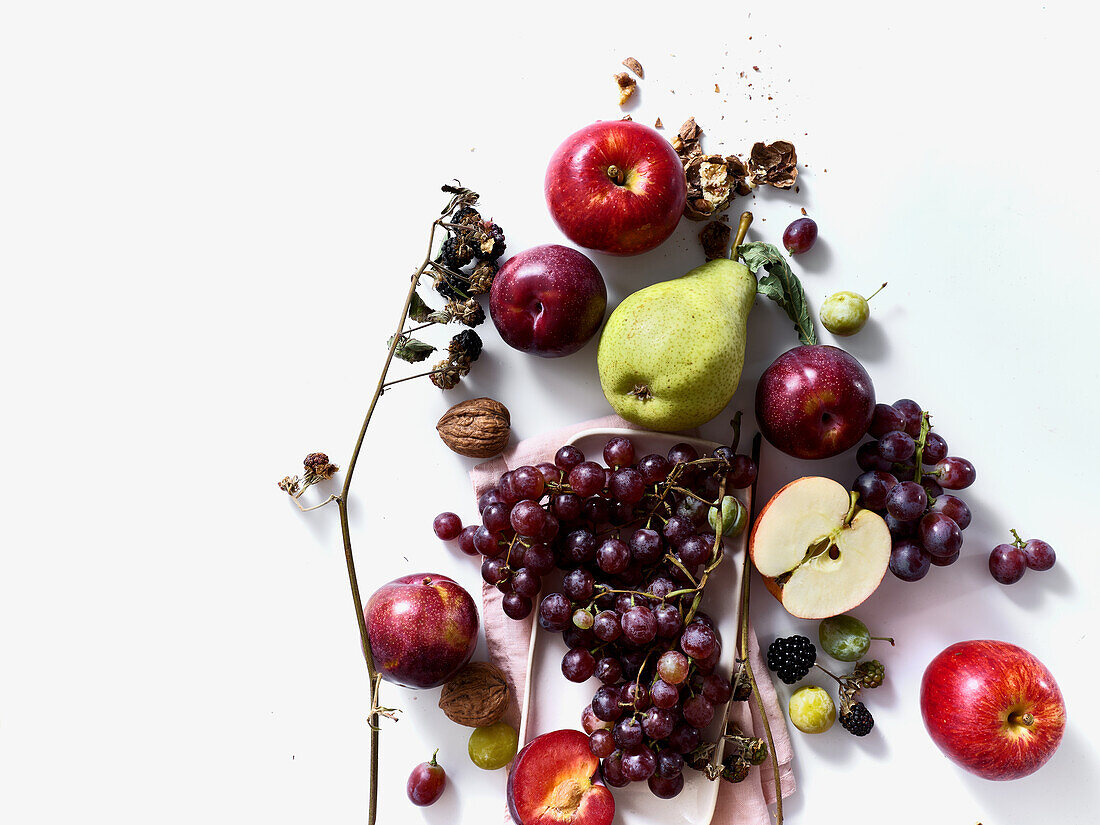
700;220;732;261
622;56;644;78
673;118;750;220
748;140;798;189
654;117;663;128
614;72;637;106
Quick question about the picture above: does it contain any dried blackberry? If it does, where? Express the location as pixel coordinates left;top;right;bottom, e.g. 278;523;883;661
449;330;483;362
720;755;750;783
839;701;874;736
467;259;498;295
766;635;817;685
433;275;466;302
451;206;482;227
475;223;506;261
440;235;475;269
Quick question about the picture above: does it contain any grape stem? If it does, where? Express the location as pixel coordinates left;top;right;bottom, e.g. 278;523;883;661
1009;529;1027;549
912;411;931;485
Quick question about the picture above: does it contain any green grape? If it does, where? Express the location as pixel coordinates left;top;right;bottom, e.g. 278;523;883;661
788;686;835;734
818;615;893;662
708;495;747;537
468;721;519;770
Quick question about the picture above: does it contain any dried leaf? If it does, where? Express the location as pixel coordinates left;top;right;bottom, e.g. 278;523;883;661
740;241;817;346
407;291;433;323
622;56;644;78
387;335;436;363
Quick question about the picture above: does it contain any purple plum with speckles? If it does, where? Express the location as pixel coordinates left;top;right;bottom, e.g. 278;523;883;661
364;573;478;689
490;244;607;358
755;345;876;460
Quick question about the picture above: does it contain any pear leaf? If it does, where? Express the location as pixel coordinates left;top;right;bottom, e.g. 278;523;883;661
739;242;818;346
387;335;436;363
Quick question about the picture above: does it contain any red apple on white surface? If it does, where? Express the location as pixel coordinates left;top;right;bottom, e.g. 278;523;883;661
507;729;614;825
545;121;686;256
364;573;478;689
750;476;890;619
755;344;876;460
920;640;1066;781
489;244;607;357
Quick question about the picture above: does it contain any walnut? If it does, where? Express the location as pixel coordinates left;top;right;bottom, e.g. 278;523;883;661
614;72;637;106
438;662;509;727
436;397;510;458
621;56;644;78
749;140;798;189
683;153;750;221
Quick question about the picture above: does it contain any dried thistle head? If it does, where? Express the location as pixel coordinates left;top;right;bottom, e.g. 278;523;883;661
444;298;485;328
303;452;339;481
429;355;472;390
278;475;301;495
467;260;498;295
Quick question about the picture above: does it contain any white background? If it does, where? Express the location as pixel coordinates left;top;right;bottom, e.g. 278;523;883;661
2;2;1099;823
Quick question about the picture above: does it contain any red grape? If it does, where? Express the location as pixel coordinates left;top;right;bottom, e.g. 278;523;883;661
869;403;906;438
889;538;930;582
568;461;605;497
406;754;446;806
555;445;584;472
782;217;818;255
603;436;636;469
932;456;976;490
989;544;1027;584
1023;538;1055;571
457;525;479;556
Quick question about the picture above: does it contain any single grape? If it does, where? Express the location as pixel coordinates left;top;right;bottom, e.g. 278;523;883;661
593;610;623;642
552;493;582;522
512;568;542;599
587;729;615;759
581;496;610;525
922;432;948;464
562;567;595;601
629;528;664;566
521;542;555;574
642;706;674;739
609;468;645;504
650;678;679;708
657;650;689;684
655;747;684;779
886;481;928;521
468;721;518;770
933;456;977;490
481;557;507;587
702;673;733;704
481;502;511;534
668;724;700;755
637;453;671;484
931;494;971;530
608;500;635;526
787;686;835;734
654;603;683;638
572;609;594;630
818;614;892;662
562;648;596;682
591;686;624;722
612;716;644;750
1023;538;1056;571
646;576;676;600
892;399;924;438
582;705;609;734
501;593;532;620
563;625;595;650
782;217;818;255
499;471;520;504
648;772;685;799
667;442;700;465
622;605;658;645
568;461;606;498
477;488;502;514
563;529;597;564
919;512;963;559
884;512;919;538
869;403;906;438
622;681;650;712
601;750;629;788
680;622;717;659
678;534;712;567
989;544;1027;584
930;548;960;567
878;430;916;462
889;538;931;582
708;496;748;537
555;445;584;471
595;657;622;685
620;746;657;782
693;644;722;675
603;436;636;469
406;751;446;806
535;511;559;543
853;470;898;511
726;454;758;489
457;525;480;556
682;695;715;728
432;512;462;541
662;516;694;547
473;526;503;557
511;465;545;501
539;592;571;632
510;500;547;537
535;462;563;487
856;441;893;472
596;537;631;575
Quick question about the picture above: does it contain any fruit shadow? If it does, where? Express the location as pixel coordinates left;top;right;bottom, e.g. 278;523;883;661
960;726;1098;820
831;315;891;365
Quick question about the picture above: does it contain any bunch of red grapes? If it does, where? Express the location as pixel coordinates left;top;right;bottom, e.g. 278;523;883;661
852;399;976;582
437;434;757;798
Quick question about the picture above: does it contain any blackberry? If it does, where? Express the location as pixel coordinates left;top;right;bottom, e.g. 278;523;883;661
720;755;750;783
440;235;475;269
449;330;482;362
839;701;874;736
475;223;506;261
451;206;482;227
854;659;885;689
433;275;466;302
766;635;816;685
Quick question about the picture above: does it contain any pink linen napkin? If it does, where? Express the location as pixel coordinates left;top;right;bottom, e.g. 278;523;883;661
470;415;795;824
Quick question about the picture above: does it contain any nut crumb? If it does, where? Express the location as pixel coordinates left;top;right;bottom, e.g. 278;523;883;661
622;56;644;78
700;220;732;261
714;83;720;92
621;115;632;121
801;207;807;216
614;72;637;106
753;65;760;71
654;117;663;128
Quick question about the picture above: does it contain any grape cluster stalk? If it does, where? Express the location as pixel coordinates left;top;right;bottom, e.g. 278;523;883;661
451;421;781;809
852;400;977;582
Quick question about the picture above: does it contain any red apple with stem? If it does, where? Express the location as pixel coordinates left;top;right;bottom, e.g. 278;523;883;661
489;244;607;357
364;573;478;689
920;639;1066;780
755;344;876;460
545;121;686;256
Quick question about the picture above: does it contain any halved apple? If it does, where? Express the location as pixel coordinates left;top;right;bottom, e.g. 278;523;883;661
750;476;890;619
507;730;614;825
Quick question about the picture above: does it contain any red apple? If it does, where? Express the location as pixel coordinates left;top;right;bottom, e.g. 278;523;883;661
545;121;686;256
489;244;607;357
507;730;614;825
755;344;876;460
920;640;1066;780
364;573;478;689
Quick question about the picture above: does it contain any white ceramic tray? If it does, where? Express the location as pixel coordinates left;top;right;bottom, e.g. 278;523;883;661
516;427;753;825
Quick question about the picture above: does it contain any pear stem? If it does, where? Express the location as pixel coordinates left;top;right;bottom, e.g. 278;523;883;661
730;211;753;258
866;282;888;302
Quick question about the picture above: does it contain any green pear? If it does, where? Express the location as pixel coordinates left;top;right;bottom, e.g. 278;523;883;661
597;256;756;431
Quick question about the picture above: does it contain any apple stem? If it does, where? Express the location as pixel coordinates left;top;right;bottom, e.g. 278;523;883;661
866;282;888;302
1009;711;1035;727
606;165;626;185
730;211;753;259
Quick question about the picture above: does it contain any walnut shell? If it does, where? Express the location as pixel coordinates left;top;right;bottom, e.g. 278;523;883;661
436;397;510;458
438;661;509;727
